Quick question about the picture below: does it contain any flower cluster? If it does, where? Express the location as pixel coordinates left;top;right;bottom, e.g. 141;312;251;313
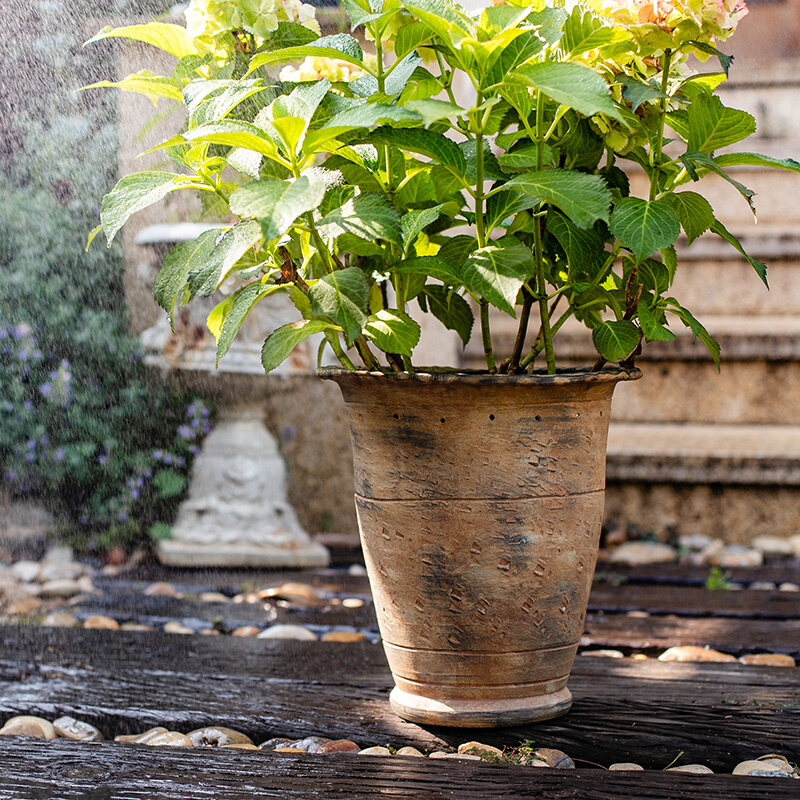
591;0;748;54
186;0;319;58
280;56;366;84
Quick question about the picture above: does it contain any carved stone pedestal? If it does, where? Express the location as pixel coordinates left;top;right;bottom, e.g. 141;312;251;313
157;405;329;567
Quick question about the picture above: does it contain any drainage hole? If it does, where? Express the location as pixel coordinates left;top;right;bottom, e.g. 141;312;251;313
535;415;542;422
393;413;399;420
489;414;495;421
440;418;446;423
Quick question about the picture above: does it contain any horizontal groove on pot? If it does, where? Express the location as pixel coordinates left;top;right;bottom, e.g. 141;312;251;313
391;674;571;702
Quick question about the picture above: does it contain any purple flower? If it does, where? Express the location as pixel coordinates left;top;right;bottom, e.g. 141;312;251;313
39;383;52;398
23;400;33;412
203;422;212;434
80;515;89;525
13;325;30;340
143;469;152;479
152;450;163;460
5;471;18;481
176;456;185;467
191;418;200;429
117;512;128;523
0;328;7;340
136;477;145;488
25;452;35;462
32;349;42;360
201;407;210;418
163;454;172;465
131;488;140;500
60;359;70;370
40;434;49;446
190;445;201;456
27;438;36;450
187;403;197;416
177;425;192;439
54;448;65;462
18;349;28;361
97;454;108;464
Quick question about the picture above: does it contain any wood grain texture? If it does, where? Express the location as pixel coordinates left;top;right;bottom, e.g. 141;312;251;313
0;738;796;800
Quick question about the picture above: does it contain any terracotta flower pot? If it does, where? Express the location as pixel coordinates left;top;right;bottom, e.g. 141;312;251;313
320;367;640;727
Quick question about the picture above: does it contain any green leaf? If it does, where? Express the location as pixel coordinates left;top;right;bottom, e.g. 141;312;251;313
546;211;606;276
363;309;421;356
486;191;537;232
562;7;629;57
399;0;475;50
152;469;188;499
685;41;733;76
405;99;463;129
317;193;403;248
462;240;535;316
183;120;280;158
248;34;367;74
154;230;218;327
710;219;769;288
687;94;756;153
100;172;184;244
510;61;624;124
260;21;319;50
186;80;268;125
609;197;680;264
213;283;286;364
422;285;473;346
592;320;640;362
460;138;504;181
395;21;433;58
341;0;381;29
637;258;671;295
664;191;714;245
497;143;553;171
681;151;756;216
308;267;370;343
81;71;183;104
84;23;197;59
261;319;333;373
187;220;263;297
617;76;665;111
363;127;466;176
485;30;548;87
714;152;800;173
393;255;462;285
637;300;675;342
438;235;479;266
308;104;421;149
384;52;424;96
401;204;446;254
665;299;720;369
661;244;678;283
504;169;612;229
230;175;326;241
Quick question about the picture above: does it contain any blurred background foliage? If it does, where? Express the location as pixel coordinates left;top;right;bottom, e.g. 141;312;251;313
0;0;212;555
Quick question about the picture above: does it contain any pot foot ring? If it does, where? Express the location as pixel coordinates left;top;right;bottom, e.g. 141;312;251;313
389;686;572;728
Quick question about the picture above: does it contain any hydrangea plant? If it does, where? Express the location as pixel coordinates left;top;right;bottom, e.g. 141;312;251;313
88;0;798;375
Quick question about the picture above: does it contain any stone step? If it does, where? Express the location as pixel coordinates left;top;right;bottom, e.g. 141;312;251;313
604;422;800;542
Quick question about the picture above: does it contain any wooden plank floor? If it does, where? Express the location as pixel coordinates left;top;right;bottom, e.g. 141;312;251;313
1;564;799;798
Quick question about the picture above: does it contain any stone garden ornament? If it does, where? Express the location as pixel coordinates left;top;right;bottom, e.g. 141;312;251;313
88;0;795;726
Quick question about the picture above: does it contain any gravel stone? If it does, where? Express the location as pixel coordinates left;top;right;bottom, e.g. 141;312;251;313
146;731;193;747
258;738;293;750
396;746;425;757
658;645;736;663
10;561;40;583
257;624;317;641
733;759;792;775
609;542;677;565
535;748;575;769
608;763;644;771
115;727;168;744
53;716;104;742
259;582;320;606
231;626;261;637
738;653;796;667
163;622;194;635
199;592;229;603
144;582;180;598
39;579;81;598
83;615;119;630
41;612;79;628
316;739;361;754
779;582;800;592
0;716;57;739
321;631;366;642
457;741;504;759
187;727;254;747
666;764;714;774
359;746;392;756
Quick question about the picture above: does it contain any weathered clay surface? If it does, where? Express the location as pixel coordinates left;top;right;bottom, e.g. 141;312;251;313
323;369;638;725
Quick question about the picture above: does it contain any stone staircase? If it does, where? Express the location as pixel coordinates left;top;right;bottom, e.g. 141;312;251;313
463;60;800;543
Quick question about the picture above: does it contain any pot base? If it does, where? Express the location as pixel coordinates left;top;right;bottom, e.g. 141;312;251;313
389;686;572;728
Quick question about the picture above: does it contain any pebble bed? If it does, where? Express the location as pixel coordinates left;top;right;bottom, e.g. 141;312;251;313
0;715;797;777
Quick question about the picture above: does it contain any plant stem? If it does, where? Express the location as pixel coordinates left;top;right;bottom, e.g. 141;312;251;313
480;299;496;373
325;331;357;370
532;90;556;374
355;335;380;370
507;286;533;374
520;298;570;369
649;48;673;202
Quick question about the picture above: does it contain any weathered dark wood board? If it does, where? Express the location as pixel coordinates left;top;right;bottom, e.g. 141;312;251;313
0;738;796;800
0;739;797;800
1;627;797;770
581;613;800;656
596;561;800;587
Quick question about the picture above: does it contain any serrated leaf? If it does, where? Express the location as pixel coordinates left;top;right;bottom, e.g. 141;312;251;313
317;193;403;248
665;299;720;369
686;41;733;76
497;143;553;171
462;240;534;316
261;21;319;50
364;127;466;176
401;204;446;254
510;61;625;124
399;0;475;50
186;80;268;125
637;258;671;295
637;300;675;342
308;267;370;343
438;235;479;266
592;320;640;362
154;230;218;326
81;71;183;104
665;191;714;245
85;23;197;59
395;21;433;58
262;319;334;373
230;175;326;241
100;172;184;244
714;152;800;173
710;219;769;288
562;7;630;57
308;104;421;150
485;29;548;87
687;94;756;153
504;169;611;229
187;220;263;297
248;34;366;74
486;191;538;232
422;285;473;345
226;148;262;180
213;283;287;364
459;138;504;181
405;99;463;129
394;255;462;285
546;210;606;276
383;51;424;96
681;151;756;216
363;310;421;356
660;245;678;284
617;76;665;111
183;120;280;158
609;197;680;264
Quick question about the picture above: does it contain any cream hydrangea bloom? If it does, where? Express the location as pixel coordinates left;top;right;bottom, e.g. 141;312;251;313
280;56;366;83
